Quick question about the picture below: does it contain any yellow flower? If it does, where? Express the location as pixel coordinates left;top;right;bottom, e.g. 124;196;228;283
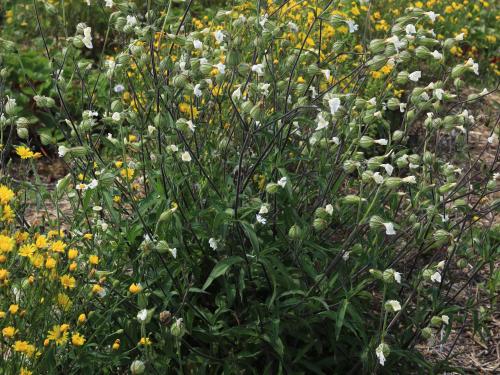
15;146;34;159
20;368;33;375
71;332;86;346
51;240;66;253
129;283;142;294
78;313;86;324
2;204;13;222
0;268;9;281
45;257;57;269
12;341;36;356
0;235;15;253
68;248;78;259
112;339;120;350
47;325;69;346
2;326;17;338
57;293;72;311
139;337;152;346
9;304;19;314
89;255;99;265
0;185;15;204
18;243;36;257
120;168;135;181
60;275;76;289
35;235;48;249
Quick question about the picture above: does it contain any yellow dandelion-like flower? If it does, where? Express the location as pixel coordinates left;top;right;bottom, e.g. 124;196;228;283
0;235;15;253
0;185;15;205
71;332;86;346
12;341;36;356
60;275;76;289
47;325;69;346
129;283;142;294
15;146;34;159
2;326;17;338
50;240;66;253
18;243;36;257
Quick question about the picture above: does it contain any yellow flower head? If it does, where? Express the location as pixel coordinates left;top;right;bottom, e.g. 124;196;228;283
129;283;142;294
71;332;86;346
0;185;15;205
0;235;15;253
15;146;34;159
60;275;76;289
47;325;69;346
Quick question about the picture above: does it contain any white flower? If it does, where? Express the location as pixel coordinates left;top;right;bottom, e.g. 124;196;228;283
376;343;388;366
288;21;299;33
259;205;269;215
373;172;384;185
383;222;396;235
181;151;192;162
193;39;203;49
402;175;417;184
232;87;242;101
328;97;341;115
434;88;444;100
194;84;202;97
169;247;177;258
126;15;137;27
315;113;329;131
430;271;441;283
112;112;121;122
405;24;416;35
214;30;224;44
331;136;340;145
380;164;394;176
465;58;479;75
425;11;439;23
186;120;196;133
374;138;388;146
442;315;449;325
214;62;226;74
259;83;271;96
256;214;267;224
259;13;269;28
431;50;442;60
137;309;148;322
114;84;125;93
368;97;377;106
409;71;421;82
487;134;497;144
322;69;331;81
394;271;401;284
386;299;402;312
58;145;69;157
82;27;93;49
88;179;98;189
346;20;358;33
325;204;334;215
277;177;287;188
209;238;218;250
342;251;350;261
437;260;446;269
105;0;113;7
168;144;178;152
251;63;265;76
455;33;464;41
386;35;405;51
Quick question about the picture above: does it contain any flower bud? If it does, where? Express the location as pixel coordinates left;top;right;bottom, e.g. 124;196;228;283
130;360;145;374
312;217;327;231
288;224;302;240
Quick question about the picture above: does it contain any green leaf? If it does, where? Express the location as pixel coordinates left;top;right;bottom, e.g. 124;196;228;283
202;256;244;290
335;298;349;340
